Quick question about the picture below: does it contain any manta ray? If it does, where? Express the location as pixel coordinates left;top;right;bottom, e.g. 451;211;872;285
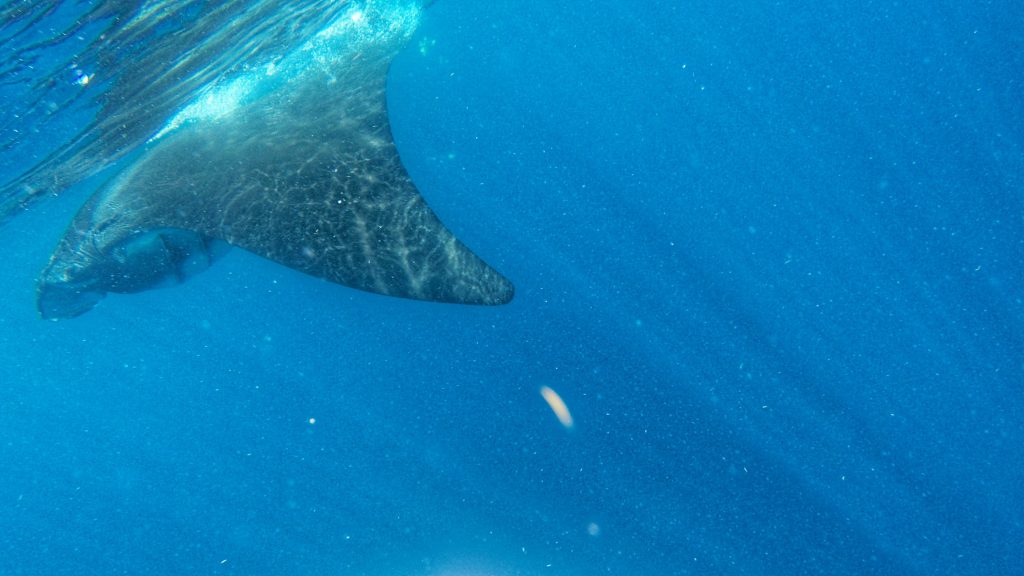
36;1;513;319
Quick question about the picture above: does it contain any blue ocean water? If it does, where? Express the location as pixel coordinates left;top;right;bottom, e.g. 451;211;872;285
1;1;1021;575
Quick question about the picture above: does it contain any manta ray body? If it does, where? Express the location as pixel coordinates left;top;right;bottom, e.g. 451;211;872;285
37;2;513;319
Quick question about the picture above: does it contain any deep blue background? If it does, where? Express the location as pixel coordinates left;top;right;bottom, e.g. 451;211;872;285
1;1;1022;574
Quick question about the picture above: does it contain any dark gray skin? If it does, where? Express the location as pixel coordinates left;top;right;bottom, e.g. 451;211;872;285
38;6;513;320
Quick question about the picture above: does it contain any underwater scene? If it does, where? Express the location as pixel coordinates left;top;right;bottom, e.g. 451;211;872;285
0;1;1021;574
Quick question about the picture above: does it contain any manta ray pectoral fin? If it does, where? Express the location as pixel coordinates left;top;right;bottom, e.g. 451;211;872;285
213;161;516;307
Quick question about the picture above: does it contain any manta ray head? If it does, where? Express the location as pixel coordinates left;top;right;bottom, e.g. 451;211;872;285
38;201;225;320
